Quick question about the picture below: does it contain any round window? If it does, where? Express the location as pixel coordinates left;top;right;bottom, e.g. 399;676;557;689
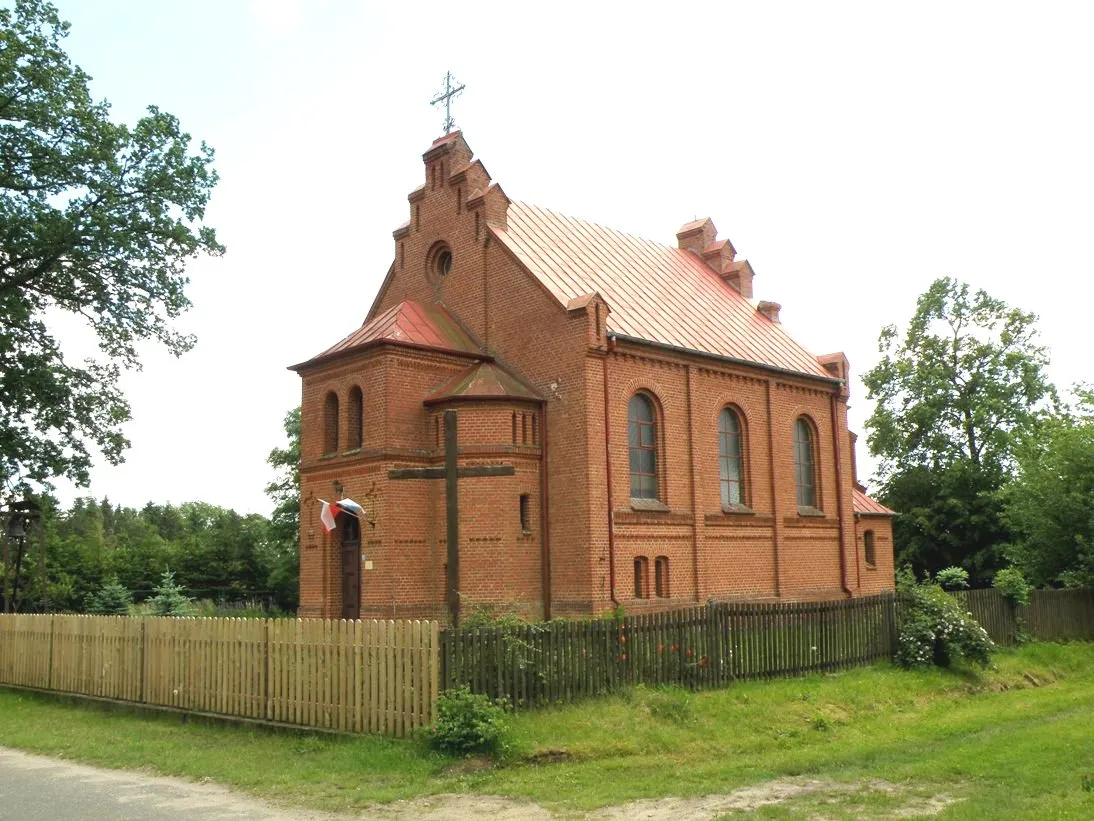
436;250;452;277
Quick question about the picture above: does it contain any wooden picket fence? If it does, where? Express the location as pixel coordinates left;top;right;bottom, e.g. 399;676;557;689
955;587;1094;646
441;594;899;708
442;588;1094;709
0;615;440;736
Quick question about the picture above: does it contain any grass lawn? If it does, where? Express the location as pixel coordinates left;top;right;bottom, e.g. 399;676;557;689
0;642;1092;818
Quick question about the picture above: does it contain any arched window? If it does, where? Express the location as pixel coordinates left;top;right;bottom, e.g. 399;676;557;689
654;556;670;598
634;556;650;599
348;386;363;450
323;391;339;455
864;530;876;567
718;407;746;507
628;394;658;499
794;417;817;509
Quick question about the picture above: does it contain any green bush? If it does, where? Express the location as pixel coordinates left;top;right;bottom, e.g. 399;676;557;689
86;576;132;615
935;566;970;590
896;577;994;669
993;567;1032;607
426;686;508;757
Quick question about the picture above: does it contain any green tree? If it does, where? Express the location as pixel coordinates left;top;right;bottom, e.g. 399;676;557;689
263;407;300;611
1004;391;1094;588
86;575;132;615
863;277;1056;581
148;569;192;616
0;0;222;498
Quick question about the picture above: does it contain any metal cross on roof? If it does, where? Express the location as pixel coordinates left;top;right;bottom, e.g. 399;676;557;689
430;71;466;135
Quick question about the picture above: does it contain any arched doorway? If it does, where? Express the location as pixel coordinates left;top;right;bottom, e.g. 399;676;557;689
340;514;361;620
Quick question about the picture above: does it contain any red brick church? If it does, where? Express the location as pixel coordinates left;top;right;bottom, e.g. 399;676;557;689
291;132;895;622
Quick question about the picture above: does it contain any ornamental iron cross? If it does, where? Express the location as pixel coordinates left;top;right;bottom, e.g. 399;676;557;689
430;71;466;135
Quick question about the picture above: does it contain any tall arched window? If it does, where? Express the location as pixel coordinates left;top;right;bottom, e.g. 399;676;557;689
794;417;817;508
323;391;339;455
628;394;658;499
718;408;746;507
348;386;363;450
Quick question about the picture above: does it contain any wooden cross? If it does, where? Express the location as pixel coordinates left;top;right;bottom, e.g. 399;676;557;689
388;409;513;626
429;71;465;135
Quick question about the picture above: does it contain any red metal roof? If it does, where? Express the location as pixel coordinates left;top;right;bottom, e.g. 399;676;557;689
424;361;542;405
492;203;834;380
293;300;479;370
853;488;896;516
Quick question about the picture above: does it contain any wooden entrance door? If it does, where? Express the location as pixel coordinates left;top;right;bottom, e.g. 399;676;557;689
340;515;361;620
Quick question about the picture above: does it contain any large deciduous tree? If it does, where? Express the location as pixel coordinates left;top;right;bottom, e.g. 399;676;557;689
1004;390;1094;588
0;0;222;498
863;277;1055;581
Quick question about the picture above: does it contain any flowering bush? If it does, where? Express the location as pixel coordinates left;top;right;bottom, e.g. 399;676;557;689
426;686;508;757
896;572;994;669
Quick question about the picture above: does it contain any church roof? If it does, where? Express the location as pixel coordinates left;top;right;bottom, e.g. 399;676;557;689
292;300;479;370
852;488;896;517
492;203;834;380
423;361;542;405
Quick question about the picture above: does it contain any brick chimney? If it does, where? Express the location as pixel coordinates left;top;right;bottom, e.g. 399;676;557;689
757;300;781;323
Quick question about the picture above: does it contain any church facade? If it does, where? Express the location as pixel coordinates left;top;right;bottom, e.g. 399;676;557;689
291;132;895;622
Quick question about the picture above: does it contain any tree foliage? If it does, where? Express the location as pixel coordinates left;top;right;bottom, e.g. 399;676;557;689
864;277;1054;475
863;278;1055;581
263;407;300;611
1004;391;1094;588
0;0;222;497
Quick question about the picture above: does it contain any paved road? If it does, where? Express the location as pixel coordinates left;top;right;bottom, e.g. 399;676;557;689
0;747;340;821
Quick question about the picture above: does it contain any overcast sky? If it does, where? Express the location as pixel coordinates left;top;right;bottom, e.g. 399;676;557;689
46;0;1094;515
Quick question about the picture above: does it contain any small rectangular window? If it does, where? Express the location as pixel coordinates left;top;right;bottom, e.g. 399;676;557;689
519;494;530;533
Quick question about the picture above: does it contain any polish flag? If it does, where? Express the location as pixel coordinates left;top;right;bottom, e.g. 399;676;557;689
319;501;337;533
319;498;365;533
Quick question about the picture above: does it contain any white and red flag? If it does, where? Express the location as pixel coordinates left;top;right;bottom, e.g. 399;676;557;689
318;498;365;533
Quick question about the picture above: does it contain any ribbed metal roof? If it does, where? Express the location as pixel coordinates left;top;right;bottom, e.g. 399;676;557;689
853;488;896;516
424;361;542;405
492;202;832;380
294;300;479;369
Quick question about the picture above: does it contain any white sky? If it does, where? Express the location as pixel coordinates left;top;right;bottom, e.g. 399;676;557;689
46;0;1094;515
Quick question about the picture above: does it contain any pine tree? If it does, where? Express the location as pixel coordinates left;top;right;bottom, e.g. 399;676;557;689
148;569;192;616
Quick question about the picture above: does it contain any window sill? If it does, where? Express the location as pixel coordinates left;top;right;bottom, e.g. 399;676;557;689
797;505;825;518
520;530;533;538
630;498;670;512
341;448;362;457
319;452;337;460
865;562;877;571
722;503;755;515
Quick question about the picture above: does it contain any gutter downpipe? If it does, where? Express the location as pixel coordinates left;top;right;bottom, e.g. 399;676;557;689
539;402;552;620
831;391;854;597
603;344;619;608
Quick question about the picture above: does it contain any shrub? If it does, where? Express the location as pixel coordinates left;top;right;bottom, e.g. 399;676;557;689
147;570;194;616
935;566;970;590
896;578;994;669
426;686;508;757
993;567;1031;607
86;576;132;615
